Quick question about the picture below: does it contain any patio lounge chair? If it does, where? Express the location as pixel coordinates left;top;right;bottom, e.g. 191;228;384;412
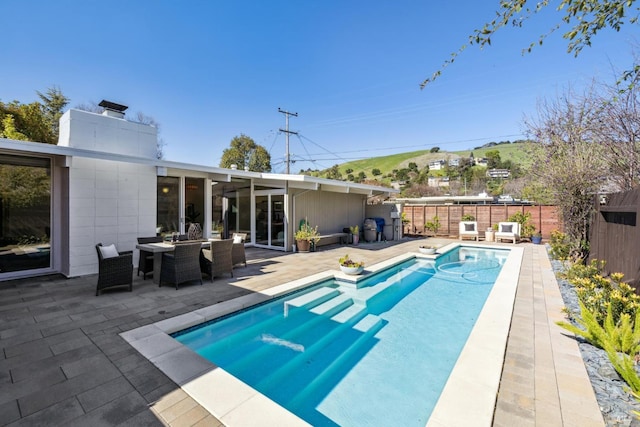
159;242;203;289
137;236;162;279
495;222;520;244
232;233;247;267
95;243;133;296
200;239;234;281
459;221;479;241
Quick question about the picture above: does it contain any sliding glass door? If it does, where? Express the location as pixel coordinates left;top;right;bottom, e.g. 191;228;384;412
0;154;51;274
254;190;285;249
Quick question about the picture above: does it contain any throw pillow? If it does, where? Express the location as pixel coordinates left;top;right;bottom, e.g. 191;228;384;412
501;224;513;233
99;244;119;259
464;223;475;232
233;234;244;244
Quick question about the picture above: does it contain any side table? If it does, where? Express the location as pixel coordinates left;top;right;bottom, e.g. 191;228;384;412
485;230;495;242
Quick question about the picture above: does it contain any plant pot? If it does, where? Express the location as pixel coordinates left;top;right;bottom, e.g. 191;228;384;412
419;247;436;255
296;239;311;252
340;265;364;275
531;236;542;244
352;234;359;245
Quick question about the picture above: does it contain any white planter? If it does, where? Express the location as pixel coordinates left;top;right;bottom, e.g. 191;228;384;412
340;265;364;275
419;247;436;255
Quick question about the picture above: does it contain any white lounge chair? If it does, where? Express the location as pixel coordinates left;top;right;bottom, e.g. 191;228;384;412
495;222;520;244
459;221;479;241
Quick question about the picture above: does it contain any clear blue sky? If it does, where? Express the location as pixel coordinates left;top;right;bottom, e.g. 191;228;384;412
2;1;637;173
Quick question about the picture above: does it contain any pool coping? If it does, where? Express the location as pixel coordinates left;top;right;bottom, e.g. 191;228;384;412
120;243;522;427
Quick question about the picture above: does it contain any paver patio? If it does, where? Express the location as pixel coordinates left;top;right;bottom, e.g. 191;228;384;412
0;239;604;426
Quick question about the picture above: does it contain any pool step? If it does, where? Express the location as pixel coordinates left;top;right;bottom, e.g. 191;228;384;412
224;292;359;374
284;287;341;316
351;264;435;306
195;287;336;357
284;314;385;409
255;303;370;391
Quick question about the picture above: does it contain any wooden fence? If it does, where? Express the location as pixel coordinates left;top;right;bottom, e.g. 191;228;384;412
402;204;562;240
589;189;640;285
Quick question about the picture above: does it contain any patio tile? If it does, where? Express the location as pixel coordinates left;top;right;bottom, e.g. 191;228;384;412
0;241;608;426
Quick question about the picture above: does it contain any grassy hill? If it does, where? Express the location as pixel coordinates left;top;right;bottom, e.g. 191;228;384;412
335;141;532;182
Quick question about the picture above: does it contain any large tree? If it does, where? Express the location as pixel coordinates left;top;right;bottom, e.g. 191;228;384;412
0;87;69;144
525;86;609;259
422;0;639;88
220;134;271;172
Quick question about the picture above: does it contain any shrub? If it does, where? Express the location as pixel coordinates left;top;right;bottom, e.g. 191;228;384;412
549;230;571;260
461;214;475;221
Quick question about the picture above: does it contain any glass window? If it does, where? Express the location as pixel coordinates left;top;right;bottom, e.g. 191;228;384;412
157;176;180;237
0;154;51;273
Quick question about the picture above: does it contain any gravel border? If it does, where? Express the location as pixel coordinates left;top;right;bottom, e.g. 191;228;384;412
551;253;640;427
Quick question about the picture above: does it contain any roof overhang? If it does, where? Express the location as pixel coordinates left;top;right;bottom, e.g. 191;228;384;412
0;138;399;197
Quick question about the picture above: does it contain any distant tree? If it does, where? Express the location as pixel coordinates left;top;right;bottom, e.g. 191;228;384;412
0;87;64;144
430;146;440;153
133;112;166;160
355;171;366;183
220;134;271;172
485;150;502;169
371;168;381;176
395;168;410;181
0;115;28;140
345;168;353;174
325;165;342;180
36;86;69;139
347;173;355;181
414;167;430;184
408;162;418;172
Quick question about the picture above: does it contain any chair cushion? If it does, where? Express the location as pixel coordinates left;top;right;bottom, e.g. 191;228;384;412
99;244;119;259
464;223;475;232
501;224;513;233
233;234;244;244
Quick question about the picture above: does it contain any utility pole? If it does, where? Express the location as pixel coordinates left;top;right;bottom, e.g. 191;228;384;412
278;108;298;174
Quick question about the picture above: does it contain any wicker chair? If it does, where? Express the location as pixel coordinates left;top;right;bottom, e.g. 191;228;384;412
200;239;234;281
95;243;133;296
137;236;162;279
232;233;247;268
159;242;203;289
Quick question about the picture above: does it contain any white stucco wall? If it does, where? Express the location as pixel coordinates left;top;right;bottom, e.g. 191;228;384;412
61;109;158;276
59;109;158;159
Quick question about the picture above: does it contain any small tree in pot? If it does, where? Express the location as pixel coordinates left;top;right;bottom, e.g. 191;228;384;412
295;221;320;252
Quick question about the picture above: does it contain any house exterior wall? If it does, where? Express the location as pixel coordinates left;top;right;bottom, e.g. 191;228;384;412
292;190;366;246
66;157;157;276
59;109;158;158
61;109;158;276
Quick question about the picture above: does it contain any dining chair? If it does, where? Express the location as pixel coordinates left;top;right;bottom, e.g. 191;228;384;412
200;239;234;281
95;243;133;296
137;236;162;279
159;242;203;289
232;232;247;268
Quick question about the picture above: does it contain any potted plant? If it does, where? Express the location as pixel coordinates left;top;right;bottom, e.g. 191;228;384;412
531;231;543;244
418;245;437;255
424;216;440;236
350;225;360;245
295;221;320;252
338;254;365;275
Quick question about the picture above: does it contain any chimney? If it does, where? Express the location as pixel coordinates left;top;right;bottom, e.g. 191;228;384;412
98;100;128;119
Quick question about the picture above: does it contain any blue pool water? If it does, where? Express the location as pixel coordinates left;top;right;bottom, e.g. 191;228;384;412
173;246;508;426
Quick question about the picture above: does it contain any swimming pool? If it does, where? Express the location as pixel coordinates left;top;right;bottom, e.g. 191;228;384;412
120;242;523;426
172;246;508;426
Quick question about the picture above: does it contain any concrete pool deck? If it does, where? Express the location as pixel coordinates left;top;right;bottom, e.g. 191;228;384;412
0;239;605;426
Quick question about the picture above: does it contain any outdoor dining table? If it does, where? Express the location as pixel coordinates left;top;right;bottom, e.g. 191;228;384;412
135;241;210;285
